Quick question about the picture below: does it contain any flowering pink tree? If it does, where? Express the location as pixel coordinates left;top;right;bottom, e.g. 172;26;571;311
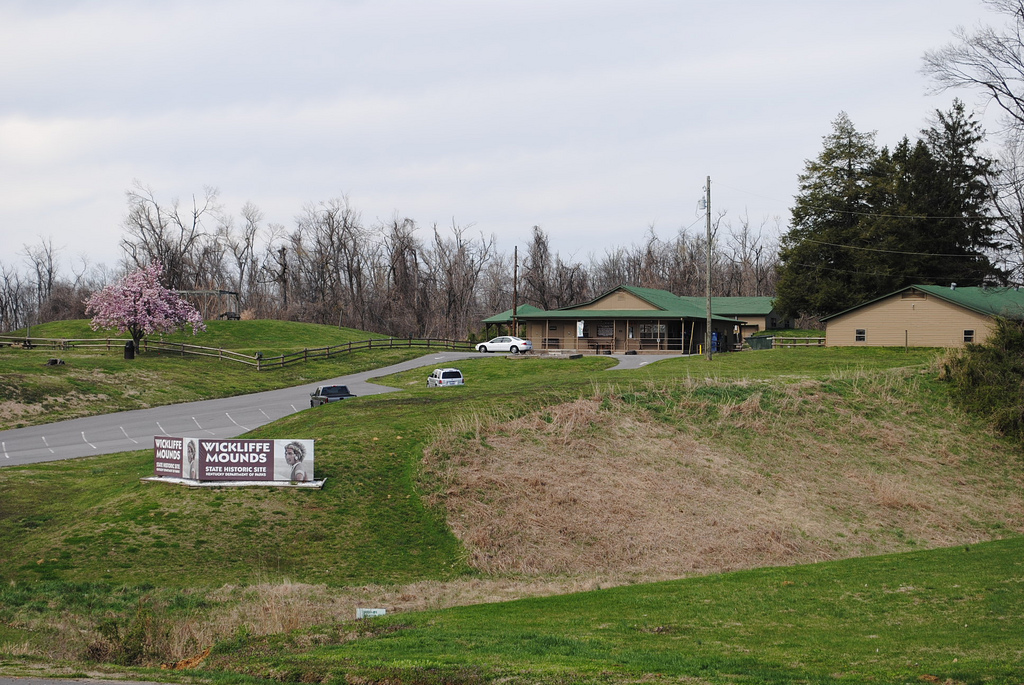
85;262;205;354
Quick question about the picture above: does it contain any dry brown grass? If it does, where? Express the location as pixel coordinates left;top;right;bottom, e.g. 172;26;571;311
1;576;639;664
421;375;1024;580
0;400;45;423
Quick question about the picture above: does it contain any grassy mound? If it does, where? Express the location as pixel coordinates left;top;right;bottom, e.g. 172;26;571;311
0;347;1021;680
10;318;389;354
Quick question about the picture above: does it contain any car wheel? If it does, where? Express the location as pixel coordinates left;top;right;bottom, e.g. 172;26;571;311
478;346;487;353
310;401;316;407
510;345;519;354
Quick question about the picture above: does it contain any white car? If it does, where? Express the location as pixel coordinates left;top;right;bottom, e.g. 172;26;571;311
475;336;532;354
427;368;465;387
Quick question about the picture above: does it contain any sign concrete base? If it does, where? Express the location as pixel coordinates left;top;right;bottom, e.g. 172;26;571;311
140;476;326;489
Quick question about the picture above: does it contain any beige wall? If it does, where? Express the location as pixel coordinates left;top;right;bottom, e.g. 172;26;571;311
575;290;657;311
826;292;994;347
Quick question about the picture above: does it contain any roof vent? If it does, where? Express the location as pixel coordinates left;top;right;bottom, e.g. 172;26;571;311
950;283;957;290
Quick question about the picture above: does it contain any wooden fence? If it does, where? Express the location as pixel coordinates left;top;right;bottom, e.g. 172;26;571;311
769;336;826;348
0;335;474;371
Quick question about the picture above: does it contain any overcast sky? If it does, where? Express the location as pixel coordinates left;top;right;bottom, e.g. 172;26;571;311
0;0;1006;274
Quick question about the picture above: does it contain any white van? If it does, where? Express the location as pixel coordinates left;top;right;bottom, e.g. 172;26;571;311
427;368;464;387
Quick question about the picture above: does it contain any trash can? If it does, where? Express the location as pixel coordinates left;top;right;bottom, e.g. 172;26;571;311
124;340;135;360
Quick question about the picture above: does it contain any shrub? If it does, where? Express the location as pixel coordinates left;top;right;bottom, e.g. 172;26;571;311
942;317;1024;440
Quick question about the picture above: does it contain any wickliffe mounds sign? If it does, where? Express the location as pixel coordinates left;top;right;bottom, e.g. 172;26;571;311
152;436;318;486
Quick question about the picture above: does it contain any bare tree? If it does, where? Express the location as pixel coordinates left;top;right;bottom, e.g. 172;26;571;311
522;226;555;309
992;131;1024;280
120;182;222;289
923;0;1024;132
21;237;59;313
290;197;371;326
380;216;424;336
425;221;494;339
0;262;29;333
721;215;780;296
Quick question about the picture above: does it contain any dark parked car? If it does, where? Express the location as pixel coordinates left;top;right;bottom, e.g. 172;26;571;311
310;385;356;407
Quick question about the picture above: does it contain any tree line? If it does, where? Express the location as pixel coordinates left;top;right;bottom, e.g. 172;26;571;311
15;3;1024;334
0;186;780;337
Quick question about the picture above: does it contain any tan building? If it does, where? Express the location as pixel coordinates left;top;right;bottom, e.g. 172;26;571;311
483;286;780;354
822;285;1024;347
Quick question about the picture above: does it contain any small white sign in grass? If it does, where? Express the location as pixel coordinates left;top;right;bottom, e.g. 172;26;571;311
356;608;387;619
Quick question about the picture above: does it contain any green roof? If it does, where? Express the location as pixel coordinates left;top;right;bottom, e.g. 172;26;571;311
481;304;546;324
707;296;776;316
482;286;752;324
821;285;1024;321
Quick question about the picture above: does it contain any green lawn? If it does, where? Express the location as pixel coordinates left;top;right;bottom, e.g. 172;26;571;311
9;318;390;354
0;333;1020;683
202;537;1023;684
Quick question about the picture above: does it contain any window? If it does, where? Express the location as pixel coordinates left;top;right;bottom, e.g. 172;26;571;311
964;329;974;343
855;329;866;342
638;323;666;338
596;322;614;337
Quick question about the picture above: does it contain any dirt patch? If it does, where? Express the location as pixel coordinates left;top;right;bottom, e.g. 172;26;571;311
423;392;1024;579
0;400;46;424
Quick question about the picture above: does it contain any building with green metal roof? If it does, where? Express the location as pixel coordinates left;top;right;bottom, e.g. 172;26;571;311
822;284;1024;347
482;285;790;354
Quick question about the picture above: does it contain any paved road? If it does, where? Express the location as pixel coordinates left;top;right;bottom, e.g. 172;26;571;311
0;351;493;467
0;351;677;467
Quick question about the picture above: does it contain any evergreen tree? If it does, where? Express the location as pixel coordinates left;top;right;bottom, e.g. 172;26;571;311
775;104;1004;320
919;99;1003;286
774;113;878;318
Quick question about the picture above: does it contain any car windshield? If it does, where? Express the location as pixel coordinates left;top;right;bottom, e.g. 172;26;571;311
442;371;461;379
322;387;349;396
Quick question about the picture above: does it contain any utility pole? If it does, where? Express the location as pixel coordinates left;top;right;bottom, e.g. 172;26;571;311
512;245;519;337
705;176;713;361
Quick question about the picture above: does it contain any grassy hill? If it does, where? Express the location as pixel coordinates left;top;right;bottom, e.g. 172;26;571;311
8;318;391;353
0;319;423;430
0;340;1021;682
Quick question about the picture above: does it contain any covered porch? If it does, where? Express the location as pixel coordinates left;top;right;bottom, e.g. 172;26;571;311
523;317;726;355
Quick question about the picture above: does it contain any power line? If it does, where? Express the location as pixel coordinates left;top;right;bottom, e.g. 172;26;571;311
716;181;995;221
790;261;992;280
798;238;984;258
